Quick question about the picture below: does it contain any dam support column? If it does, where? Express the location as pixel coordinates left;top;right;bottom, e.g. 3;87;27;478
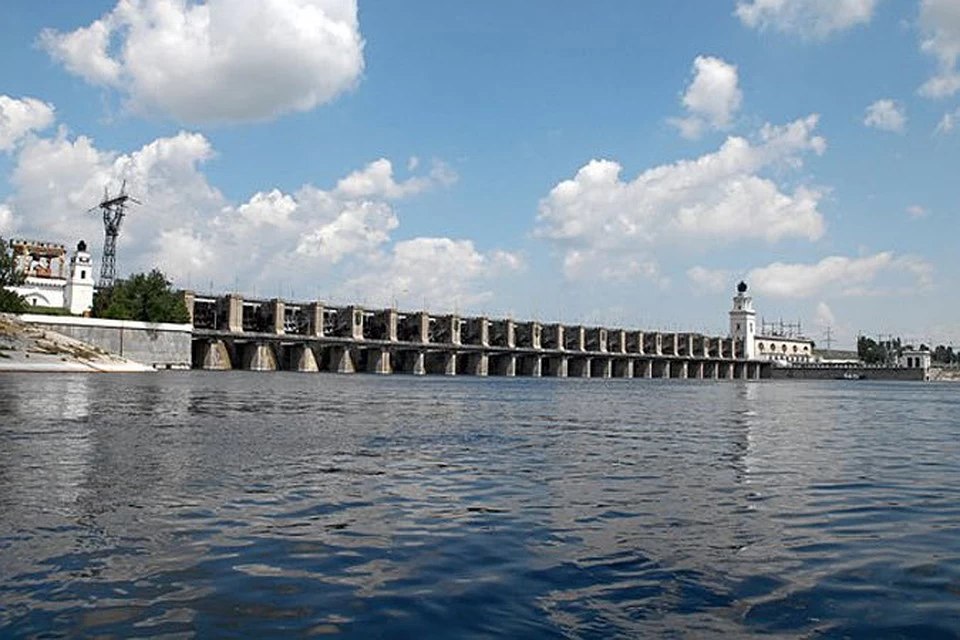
367;348;392;374
289;344;319;372
271;299;285;334
242;342;278;371
569;357;591;378
443;352;457;376
545;356;568;377
306;302;324;337
594;358;612;378
641;359;653;379
493;354;516;377
408;351;426;375
197;339;232;370
226;294;243;333
464;352;488;376
330;346;356;374
612;359;633;378
520;355;542;377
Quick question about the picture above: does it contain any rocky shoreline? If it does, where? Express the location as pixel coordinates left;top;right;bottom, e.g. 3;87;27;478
0;313;152;373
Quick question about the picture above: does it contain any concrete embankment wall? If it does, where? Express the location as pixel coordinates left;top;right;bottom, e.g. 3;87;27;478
20;314;192;369
770;366;926;381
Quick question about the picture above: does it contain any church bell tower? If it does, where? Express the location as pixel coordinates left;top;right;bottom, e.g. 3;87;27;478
729;281;756;359
65;240;94;315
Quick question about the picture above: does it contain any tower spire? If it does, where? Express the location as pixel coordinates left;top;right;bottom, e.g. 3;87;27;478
729;281;757;359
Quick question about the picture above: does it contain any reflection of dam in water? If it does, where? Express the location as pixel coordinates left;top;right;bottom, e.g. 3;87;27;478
183;292;768;379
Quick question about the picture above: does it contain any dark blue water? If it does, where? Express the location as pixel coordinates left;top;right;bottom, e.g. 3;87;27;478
1;373;959;638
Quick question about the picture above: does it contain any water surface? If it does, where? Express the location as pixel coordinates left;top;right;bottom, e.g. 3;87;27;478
1;373;959;638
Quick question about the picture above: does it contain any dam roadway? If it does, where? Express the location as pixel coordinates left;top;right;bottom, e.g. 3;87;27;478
184;293;769;379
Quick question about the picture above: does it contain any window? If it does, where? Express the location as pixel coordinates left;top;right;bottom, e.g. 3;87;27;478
80;269;86;279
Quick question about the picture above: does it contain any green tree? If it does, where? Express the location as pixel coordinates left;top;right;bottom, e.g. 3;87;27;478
857;335;899;365
0;236;26;313
93;269;189;323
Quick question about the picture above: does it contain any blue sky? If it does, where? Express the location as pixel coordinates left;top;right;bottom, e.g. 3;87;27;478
0;0;958;347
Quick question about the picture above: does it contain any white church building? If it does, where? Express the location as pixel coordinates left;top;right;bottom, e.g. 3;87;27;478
6;239;95;315
729;281;814;364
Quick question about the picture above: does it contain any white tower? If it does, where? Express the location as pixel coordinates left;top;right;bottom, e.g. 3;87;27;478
729;280;756;359
64;240;95;315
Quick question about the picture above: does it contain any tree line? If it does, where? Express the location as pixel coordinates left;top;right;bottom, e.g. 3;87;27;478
858;335;958;365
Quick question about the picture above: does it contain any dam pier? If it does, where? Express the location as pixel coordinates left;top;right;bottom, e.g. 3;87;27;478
183;293;769;379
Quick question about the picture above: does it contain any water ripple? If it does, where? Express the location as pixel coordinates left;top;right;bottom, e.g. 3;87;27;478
1;374;959;637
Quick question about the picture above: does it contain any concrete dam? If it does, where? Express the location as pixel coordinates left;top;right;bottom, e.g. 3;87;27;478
184;293;769;379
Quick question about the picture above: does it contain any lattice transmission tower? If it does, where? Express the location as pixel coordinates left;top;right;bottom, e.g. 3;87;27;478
90;181;140;288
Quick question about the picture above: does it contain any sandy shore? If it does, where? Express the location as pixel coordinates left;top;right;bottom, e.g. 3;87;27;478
0;313;153;373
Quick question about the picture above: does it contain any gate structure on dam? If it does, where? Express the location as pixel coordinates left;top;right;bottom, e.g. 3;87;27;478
182;293;769;379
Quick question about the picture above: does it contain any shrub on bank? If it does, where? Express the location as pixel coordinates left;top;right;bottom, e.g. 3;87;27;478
93;269;190;324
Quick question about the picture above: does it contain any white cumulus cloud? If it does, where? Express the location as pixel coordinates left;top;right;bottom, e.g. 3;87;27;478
334;158;457;200
669;56;743;139
735;0;878;39
748;253;934;298
863;99;906;133
687;266;732;293
0;121;518;310
338;237;524;311
918;0;960;98
536;115;827;281
40;0;365;124
0;96;55;152
935;107;960;133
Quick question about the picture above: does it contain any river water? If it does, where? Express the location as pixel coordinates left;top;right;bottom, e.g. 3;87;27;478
0;373;958;638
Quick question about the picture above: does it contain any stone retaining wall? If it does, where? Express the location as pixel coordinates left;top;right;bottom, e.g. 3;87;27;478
20;314;192;369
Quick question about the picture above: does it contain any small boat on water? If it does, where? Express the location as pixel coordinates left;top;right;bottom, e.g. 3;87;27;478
837;371;865;380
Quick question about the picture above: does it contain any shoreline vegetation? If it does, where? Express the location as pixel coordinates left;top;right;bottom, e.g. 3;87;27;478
0;313;151;373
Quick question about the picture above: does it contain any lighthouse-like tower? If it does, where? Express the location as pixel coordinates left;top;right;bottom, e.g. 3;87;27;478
729;280;756;359
64;240;95;315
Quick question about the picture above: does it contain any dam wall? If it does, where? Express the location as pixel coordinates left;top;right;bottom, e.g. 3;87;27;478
182;292;766;379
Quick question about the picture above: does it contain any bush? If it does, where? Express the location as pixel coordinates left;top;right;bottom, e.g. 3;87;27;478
93;269;189;323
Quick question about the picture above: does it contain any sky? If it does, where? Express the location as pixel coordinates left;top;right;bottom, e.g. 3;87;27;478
0;0;958;348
